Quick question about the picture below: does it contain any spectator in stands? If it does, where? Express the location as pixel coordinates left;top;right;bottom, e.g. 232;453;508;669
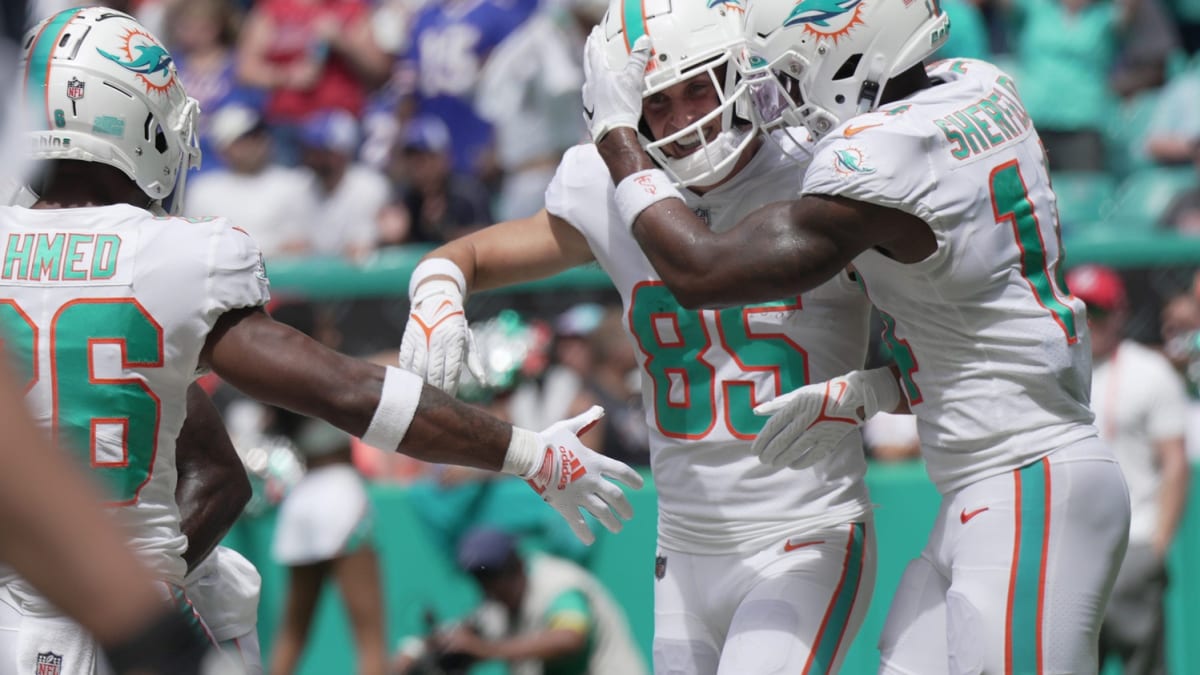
271;419;387;675
185;104;316;260
395;0;540;178
1111;0;1183;98
235;0;390;163
298;109;390;261
862;413;922;462
166;0;264;174
473;0;605;220
583;308;650;467
1146;65;1200;165
1004;0;1137;170
1067;265;1191;675
391;527;648;675
380;115;493;245
1160;140;1200;231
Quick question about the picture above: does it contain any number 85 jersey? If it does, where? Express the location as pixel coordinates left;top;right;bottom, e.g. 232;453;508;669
0;203;270;594
547;139;873;556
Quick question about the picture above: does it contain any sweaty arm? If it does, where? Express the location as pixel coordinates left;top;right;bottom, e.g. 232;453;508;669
175;383;251;573
596;129;933;309
204;307;513;469
205;307;644;545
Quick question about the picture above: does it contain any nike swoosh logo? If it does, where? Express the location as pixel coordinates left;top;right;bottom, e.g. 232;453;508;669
831;380;848;405
583;104;595;120
843;123;882;138
783;539;825;552
960;506;989;524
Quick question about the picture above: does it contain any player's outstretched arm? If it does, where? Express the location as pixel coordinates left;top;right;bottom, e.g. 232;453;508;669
400;209;593;394
205;308;644;543
175;382;252;573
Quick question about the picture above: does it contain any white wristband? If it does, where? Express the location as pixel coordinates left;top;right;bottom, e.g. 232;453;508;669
614;169;683;233
408;258;467;299
503;426;543;478
361;366;423;450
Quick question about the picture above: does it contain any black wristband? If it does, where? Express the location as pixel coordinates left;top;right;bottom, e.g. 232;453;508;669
103;609;213;675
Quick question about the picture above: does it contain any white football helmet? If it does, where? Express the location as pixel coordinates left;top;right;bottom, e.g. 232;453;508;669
597;0;756;188
20;7;200;213
742;0;950;138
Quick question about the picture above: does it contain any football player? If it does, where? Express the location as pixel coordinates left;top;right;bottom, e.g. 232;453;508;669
0;7;641;674
399;2;876;672
583;0;1131;671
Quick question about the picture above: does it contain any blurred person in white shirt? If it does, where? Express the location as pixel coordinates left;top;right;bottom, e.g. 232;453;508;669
185;104;315;261
297;109;389;261
473;0;606;220
1068;265;1190;675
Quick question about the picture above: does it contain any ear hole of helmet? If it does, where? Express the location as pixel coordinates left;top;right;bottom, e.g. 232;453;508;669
142;113;168;154
833;53;862;81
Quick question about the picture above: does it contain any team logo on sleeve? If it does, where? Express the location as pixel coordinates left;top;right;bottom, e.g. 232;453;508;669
35;652;63;675
833;147;876;175
96;28;176;96
784;0;865;43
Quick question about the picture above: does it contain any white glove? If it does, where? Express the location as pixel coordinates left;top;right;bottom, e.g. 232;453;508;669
752;367;902;470
398;278;485;397
582;27;651;143
514;406;645;545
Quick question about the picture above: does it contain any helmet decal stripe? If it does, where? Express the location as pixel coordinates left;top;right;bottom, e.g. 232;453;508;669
621;0;650;54
24;8;83;130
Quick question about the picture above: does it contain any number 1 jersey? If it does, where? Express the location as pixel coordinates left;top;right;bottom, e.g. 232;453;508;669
0;203;270;599
546;139;874;555
801;59;1098;494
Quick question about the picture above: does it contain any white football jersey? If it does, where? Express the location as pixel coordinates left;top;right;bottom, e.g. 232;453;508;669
0;204;269;605
546;136;873;555
802;58;1098;493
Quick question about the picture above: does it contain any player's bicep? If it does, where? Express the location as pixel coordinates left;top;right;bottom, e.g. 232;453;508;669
466;209;595;291
795;194;937;265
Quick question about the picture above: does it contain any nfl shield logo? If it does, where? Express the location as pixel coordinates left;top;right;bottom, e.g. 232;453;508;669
66;77;85;100
35;651;62;675
654;555;667;580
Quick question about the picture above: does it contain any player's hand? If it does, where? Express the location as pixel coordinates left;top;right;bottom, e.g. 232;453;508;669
582;26;651;143
524;406;645;545
752;367;901;470
398;278;485;397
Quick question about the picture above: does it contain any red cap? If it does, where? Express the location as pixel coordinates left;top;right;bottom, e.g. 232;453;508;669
1066;265;1127;313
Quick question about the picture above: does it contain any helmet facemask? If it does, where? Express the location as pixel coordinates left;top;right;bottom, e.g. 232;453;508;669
598;0;759;189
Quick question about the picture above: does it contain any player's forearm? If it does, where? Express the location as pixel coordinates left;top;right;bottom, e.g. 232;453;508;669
176;384;251;572
633;198;847;309
420;211;585;293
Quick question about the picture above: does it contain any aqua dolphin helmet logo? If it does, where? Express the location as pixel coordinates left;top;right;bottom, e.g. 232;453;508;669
784;0;865;42
96;27;176;96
